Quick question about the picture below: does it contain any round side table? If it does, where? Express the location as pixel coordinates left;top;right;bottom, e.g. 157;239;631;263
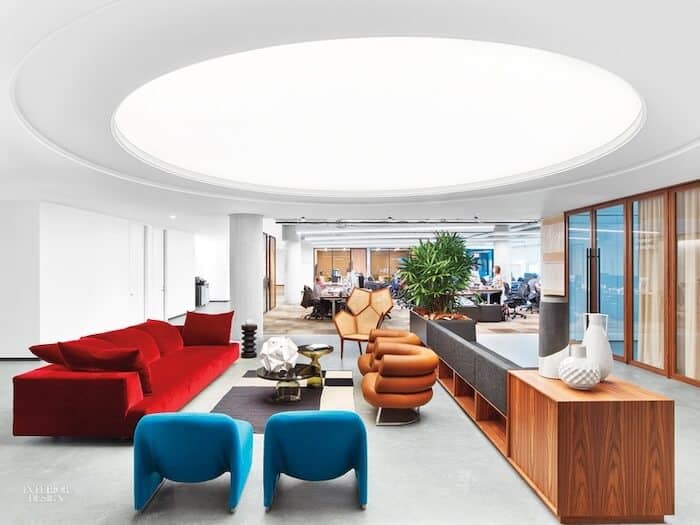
297;344;334;388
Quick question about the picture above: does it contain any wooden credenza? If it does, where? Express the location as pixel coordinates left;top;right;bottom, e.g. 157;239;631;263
507;370;674;524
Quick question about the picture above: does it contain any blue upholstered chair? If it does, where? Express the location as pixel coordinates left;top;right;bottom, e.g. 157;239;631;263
263;410;368;510
134;413;253;513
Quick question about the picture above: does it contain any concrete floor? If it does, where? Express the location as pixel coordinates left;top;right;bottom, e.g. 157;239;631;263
2;334;700;525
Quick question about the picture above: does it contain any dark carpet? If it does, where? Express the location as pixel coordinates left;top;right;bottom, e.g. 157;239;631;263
211;386;323;433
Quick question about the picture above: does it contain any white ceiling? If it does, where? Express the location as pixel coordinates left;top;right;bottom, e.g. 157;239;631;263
2;1;700;233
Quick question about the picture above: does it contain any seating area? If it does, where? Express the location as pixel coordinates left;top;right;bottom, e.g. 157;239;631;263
4;4;700;524
14;317;239;439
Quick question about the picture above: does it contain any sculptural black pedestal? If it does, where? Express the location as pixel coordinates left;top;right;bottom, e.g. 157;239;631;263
241;323;257;359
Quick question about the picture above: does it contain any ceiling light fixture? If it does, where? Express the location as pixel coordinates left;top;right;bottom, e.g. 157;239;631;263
113;38;644;199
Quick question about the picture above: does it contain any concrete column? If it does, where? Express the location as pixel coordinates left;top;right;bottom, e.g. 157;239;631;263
229;214;264;341
284;227;303;304
494;241;512;281
539;295;570;356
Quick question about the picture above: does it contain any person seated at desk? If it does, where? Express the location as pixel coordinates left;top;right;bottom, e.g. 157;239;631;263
312;277;325;300
312;277;331;317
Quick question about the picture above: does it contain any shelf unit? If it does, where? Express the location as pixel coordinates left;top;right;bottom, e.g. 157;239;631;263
436;358;507;455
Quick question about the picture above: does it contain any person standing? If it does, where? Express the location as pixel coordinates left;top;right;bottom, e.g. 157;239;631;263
491;265;506;304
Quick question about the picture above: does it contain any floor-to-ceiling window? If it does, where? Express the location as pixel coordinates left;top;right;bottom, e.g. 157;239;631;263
596;205;625;357
565;181;700;386
675;186;700;381
568;212;591;341
632;195;666;369
467;249;494;279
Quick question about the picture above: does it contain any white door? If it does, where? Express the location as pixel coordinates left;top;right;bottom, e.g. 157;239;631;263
146;227;165;320
128;223;146;324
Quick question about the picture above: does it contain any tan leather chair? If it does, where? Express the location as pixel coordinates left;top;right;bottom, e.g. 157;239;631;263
361;342;438;425
334;288;386;358
358;329;422;375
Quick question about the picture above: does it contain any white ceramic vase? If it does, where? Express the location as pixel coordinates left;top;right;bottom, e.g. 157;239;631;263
582;313;613;380
558;344;601;390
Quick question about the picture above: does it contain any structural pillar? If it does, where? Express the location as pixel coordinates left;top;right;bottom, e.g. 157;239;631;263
229;213;264;341
494;240;512;281
283;226;303;304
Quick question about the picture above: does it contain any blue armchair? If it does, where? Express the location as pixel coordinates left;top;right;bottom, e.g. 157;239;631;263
134;412;253;513
263;410;368;510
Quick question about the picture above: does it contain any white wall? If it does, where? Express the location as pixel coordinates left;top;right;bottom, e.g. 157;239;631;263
165;229;196;318
194;230;229;301
39;203;137;342
0;201;40;356
511;244;542;278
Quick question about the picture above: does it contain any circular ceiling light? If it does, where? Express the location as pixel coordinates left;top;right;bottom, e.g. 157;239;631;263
113;37;644;198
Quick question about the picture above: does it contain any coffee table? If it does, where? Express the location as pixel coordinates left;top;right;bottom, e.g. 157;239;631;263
297;344;334;388
256;364;316;402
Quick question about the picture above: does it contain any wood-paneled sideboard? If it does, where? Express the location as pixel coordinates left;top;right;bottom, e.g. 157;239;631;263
437;364;675;523
508;371;674;523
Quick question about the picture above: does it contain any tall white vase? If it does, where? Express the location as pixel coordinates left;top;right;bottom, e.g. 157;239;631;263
582;313;613;380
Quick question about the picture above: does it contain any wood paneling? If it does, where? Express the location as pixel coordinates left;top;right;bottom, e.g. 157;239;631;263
508;376;558;507
542;214;566;296
508;370;674;523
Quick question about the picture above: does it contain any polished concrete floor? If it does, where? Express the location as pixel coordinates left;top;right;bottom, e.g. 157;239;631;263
2;334;700;525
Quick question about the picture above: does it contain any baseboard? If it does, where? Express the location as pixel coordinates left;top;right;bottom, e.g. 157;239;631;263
0;357;40;361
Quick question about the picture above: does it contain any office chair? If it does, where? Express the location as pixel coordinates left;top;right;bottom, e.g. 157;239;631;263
301;286;325;320
504;283;528;320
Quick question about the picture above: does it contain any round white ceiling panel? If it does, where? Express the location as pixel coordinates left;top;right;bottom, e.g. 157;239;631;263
113;37;644;198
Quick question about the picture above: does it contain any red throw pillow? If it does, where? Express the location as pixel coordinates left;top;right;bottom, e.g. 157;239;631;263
29;343;64;365
89;328;161;364
29;338;116;364
182;310;234;346
58;341;153;395
132;319;184;355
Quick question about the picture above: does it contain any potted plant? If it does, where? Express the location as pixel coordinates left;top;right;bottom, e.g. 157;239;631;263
399;232;478;339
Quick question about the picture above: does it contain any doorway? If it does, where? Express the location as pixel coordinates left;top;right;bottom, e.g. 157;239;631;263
264;233;277;312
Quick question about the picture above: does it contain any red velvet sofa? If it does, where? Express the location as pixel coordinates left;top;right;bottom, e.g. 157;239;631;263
13;322;239;439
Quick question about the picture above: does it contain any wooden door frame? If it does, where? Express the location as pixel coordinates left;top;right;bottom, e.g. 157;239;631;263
565;179;700;385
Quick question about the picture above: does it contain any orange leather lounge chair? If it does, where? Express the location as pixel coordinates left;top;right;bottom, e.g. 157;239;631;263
361;342;439;425
358;329;422;375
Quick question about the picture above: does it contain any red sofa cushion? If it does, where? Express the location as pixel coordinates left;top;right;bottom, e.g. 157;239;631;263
59;341;153;394
29;343;64;364
124;342;239;434
182;311;234;346
132;319;184;355
89;328;161;364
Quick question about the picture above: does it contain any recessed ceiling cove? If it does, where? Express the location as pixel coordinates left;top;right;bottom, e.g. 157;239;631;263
112;37;644;198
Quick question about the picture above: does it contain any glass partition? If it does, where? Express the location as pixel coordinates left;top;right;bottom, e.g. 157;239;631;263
369;249;409;280
676;187;700;380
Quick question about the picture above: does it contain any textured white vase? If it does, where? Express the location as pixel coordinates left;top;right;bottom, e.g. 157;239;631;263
558;344;601;390
582;313;614;380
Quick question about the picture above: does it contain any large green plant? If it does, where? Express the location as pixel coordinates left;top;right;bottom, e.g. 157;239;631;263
398;232;477;314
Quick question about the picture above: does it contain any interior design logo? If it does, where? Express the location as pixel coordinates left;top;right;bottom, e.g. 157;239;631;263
24;484;69;503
